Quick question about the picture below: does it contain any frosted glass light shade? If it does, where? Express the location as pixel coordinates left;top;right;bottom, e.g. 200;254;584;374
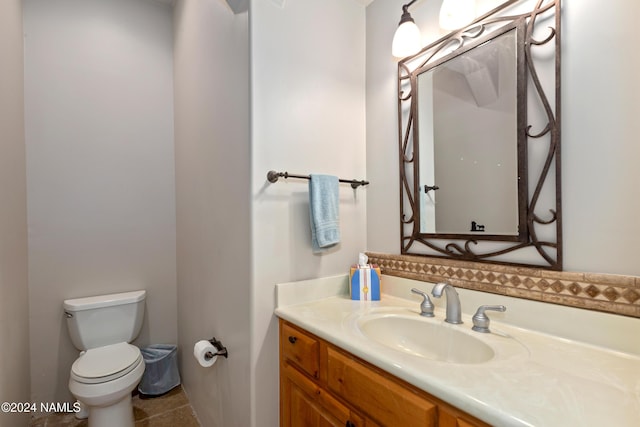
439;0;476;31
392;20;422;58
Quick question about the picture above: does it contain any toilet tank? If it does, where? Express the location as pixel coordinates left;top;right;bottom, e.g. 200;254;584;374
63;290;146;350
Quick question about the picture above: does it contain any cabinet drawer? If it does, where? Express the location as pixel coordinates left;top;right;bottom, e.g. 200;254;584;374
281;322;320;379
327;347;437;427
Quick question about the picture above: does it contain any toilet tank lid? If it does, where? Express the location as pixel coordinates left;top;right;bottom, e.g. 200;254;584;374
64;290;146;312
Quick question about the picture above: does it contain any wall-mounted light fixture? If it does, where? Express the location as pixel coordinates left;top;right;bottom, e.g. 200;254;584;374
392;0;421;58
392;0;478;58
439;0;476;31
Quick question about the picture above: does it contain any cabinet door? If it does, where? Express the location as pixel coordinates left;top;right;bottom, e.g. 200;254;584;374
288;379;351;427
438;406;490;427
281;361;364;427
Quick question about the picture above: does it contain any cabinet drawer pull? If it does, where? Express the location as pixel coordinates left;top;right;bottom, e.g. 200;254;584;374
288;336;297;344
345;421;355;427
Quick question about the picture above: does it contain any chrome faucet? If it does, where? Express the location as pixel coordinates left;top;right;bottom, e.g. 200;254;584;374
431;282;463;324
410;288;434;317
471;305;506;333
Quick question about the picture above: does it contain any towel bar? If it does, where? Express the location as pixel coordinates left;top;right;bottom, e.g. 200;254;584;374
267;170;369;189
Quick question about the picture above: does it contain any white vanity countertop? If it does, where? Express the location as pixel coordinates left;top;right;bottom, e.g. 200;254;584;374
274;276;640;427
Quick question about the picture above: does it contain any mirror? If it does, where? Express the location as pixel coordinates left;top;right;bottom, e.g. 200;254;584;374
418;26;524;237
398;0;561;269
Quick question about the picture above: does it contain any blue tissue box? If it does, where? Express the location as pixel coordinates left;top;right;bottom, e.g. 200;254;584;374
349;265;381;301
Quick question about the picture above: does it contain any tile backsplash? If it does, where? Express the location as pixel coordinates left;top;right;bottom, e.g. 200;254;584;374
366;252;640;318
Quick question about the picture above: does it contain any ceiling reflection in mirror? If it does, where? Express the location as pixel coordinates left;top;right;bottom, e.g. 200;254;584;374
398;0;561;270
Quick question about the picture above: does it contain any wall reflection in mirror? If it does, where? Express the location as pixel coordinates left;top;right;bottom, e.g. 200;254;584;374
398;0;561;270
418;28;521;236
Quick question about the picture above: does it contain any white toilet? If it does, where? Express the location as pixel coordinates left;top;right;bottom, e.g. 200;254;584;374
63;290;146;427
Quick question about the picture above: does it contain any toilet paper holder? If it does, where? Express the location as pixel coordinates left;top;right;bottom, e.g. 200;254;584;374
205;337;228;361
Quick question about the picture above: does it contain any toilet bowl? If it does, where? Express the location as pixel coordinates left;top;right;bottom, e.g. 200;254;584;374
69;343;145;427
64;291;146;427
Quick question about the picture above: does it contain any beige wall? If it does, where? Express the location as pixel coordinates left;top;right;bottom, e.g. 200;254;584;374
0;0;30;426
173;1;251;426
24;0;177;404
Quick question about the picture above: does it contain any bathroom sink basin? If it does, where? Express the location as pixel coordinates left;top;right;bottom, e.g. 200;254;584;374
356;314;495;364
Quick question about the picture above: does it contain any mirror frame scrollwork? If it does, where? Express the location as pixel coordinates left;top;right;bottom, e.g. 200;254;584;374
398;0;562;270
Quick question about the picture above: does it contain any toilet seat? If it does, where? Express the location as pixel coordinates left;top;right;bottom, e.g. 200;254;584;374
71;342;142;384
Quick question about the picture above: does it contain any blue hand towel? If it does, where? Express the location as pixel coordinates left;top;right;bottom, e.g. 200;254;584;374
309;174;340;251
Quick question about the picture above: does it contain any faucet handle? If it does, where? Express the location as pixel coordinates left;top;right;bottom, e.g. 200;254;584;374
411;288;435;317
471;305;506;333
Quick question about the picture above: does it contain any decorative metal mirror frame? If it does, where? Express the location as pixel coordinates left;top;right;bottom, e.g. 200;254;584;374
398;0;562;270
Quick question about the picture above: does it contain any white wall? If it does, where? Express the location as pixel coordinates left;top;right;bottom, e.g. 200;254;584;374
366;0;408;255
173;0;251;426
561;0;640;275
250;0;367;425
0;1;30;426
367;0;640;276
24;0;177;404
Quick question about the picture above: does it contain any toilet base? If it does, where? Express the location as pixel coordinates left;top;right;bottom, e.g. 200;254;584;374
87;394;134;427
74;400;88;419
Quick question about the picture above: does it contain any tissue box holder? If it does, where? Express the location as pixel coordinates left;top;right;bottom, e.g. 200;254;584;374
349;265;381;301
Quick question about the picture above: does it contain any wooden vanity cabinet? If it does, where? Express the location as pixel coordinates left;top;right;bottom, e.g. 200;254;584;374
281;322;365;427
279;320;490;427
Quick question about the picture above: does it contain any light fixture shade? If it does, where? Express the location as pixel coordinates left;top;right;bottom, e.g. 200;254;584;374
392;20;422;58
439;0;476;31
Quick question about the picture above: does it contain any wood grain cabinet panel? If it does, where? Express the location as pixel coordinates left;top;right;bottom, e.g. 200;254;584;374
282;361;364;427
327;347;437;427
438;406;489;427
281;322;320;379
279;320;490;427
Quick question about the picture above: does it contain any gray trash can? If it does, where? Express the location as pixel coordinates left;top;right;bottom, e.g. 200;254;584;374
138;344;181;396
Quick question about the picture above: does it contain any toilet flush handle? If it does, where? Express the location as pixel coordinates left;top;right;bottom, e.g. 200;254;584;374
64;311;73;318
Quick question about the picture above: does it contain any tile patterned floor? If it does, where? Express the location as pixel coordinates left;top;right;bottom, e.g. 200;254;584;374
29;386;200;427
